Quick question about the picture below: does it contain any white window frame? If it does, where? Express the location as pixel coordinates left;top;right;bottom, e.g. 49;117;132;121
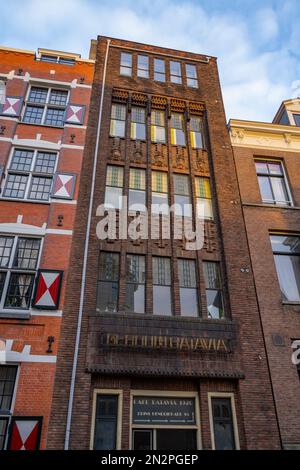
1;147;58;203
208;392;240;450
1;364;20;450
129;390;202;450
255;159;293;207
22;85;70;127
0;234;43;314
185;64;198;88
90;389;123;450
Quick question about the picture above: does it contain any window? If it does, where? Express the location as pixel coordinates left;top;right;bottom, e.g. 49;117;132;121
110;104;126;138
125;255;145;313
195;177;213;220
0;366;18;450
211;397;236;450
154;59;165;82
293;114;300;126
173;174;192;217
120;52;132;77
40;54;75;65
186;64;198;88
151;110;166;143
255;160;291;206
153;257;172;315
2;148;57;201
0;80;5;105
129;168;146;212
23;86;68;126
152;171;169;214
190;116;203;149
178;259;199;317
278;110;290;125
97;252;119;312
270;234;300;302
0;236;41;310
170;61;182;84
203;262;224;319
170;113;185;146
93;395;118;450
130;107;146;140
137;55;149;78
104;166;124;210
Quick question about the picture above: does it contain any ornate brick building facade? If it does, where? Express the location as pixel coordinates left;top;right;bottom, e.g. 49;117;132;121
47;36;281;450
229;100;300;449
0;46;94;449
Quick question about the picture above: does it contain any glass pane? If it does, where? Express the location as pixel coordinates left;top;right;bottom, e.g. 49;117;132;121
4;273;34;309
258;176;273;202
178;259;197;287
106;166;124;187
271;177;289;204
137;55;149;78
29;176;52;200
151;110;165;127
212;398;235;450
125;284;145;313
268;162;282;175
0;365;17;411
13;238;40;269
255;161;268;174
151;125;166;142
129;168;146;190
156;429;197;451
94;395;118;450
153;286;172;315
0;237;14;267
154;59;165;73
152;192;169;214
197;198;213;220
45;108;65;126
195;177;211;198
274;255;300;301
270;235;300;254
180;288;198;317
206;289;224;319
187;78;198;88
29;87;48;104
34;152;57;174
49;89;68;106
203;260;221;290
0;418;8;450
186;64;197;78
174;195;192;217
104;187;123;209
153;257;171;285
0;272;6;298
120;52;132;67
3;174;28;198
131;107;145;124
99;252;119;281
293;114;300;126
129;189;146;212
152;171;168;193
171;113;183;129
190;117;201;132
133;430;152;450
23;105;43;124
111;104;126;121
97;281;118;312
110;119;125;137
10;149;34;172
174;174;189;195
126;255;145;283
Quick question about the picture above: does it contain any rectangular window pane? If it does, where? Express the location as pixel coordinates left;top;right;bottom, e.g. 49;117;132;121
106;166;124;187
49;89;68;106
0;418;9;450
111;104;126;121
274;254;300;301
28;87;48;104
3;173;28;199
131;107;146;140
212;398;235;450
99;252;119;281
5;273;35;309
120;52;132;76
170;61;182;84
104;187;123;209
29;176;52;200
154;59;165;82
129;189;146;211
293;114;300;126
94;395;118;450
126;254;145;283
153;257;171;285
125;254;145;313
174;174;189;196
180;288;198;317
45;108;65;126
129;168;146;190
186;64;198;88
174;195;192;217
0;272;6;298
270;177;289;204
270;235;300;253
203;262;224;319
97;252;119;312
195;177;211;198
13;238;40;269
152;171;168;193
137;55;149;78
258;176;273;202
41;55;57;63
34;152;57;174
10;149;34;172
153;286;172;315
178;259;196;287
0;236;14;267
190;117;203;149
23;105;43;124
203;262;221;289
151;110;165;127
0;365;17;412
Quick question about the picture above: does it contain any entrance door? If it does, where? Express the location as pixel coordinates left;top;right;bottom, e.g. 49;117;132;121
133;429;197;450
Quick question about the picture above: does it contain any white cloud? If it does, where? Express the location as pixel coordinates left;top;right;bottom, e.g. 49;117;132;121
1;0;299;122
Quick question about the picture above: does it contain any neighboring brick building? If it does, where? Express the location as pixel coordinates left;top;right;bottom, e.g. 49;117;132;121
229;100;300;449
0;45;94;449
47;36;281;450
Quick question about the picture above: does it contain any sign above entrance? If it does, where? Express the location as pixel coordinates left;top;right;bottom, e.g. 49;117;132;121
132;396;196;425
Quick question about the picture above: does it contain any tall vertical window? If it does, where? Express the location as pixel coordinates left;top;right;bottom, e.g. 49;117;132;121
130;107;146;140
190;116;203;149
170;113;185;146
129;168;146;211
170;61;182;84
173;174;192;217
203;262;224;319
97;252;119;312
154;59;165;82
93;395;118;450
120;52;132;77
255;160;291;206
137;55;149;78
125;254;145;313
151;110;166;143
186;64;198;88
178;259;199;317
195;177;213;220
2;148;57;201
110;104;126;138
270;235;300;301
23;86;68;126
211;397;236;450
0;366;18;450
104;166;124;210
0;235;41;310
153;257;172;315
152;171;168;214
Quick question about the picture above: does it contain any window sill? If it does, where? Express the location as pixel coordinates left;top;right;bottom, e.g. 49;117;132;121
0;310;30;319
243;202;300;210
0;197;51;205
20;122;64;130
282;301;300;306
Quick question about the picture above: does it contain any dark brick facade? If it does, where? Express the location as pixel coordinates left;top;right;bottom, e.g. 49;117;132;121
47;37;281;450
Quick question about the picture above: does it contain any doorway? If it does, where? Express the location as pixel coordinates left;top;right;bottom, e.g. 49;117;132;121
132;428;197;450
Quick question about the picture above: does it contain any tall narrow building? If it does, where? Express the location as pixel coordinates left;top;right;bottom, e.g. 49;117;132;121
0;46;94;449
229;99;300;450
48;37;281;450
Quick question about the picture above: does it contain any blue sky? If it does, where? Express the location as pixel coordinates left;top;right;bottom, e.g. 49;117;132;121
1;0;300;121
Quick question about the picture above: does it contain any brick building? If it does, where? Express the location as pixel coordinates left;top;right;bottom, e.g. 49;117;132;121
0;45;94;449
47;36;281;450
229;99;300;449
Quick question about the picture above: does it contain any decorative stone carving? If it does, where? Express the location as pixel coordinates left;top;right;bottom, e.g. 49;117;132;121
203;221;218;253
111;137;122;160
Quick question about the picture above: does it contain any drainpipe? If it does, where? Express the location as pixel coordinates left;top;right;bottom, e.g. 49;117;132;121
64;38;111;450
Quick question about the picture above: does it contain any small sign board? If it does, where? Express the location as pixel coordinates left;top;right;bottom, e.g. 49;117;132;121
132;396;196;425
